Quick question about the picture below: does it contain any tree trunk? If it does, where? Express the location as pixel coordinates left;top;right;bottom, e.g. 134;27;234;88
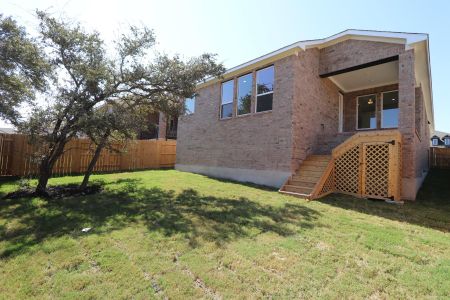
35;159;52;197
35;139;68;196
80;132;110;190
79;143;104;190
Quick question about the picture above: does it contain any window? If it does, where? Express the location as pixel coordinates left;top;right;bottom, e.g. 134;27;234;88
432;138;439;146
221;80;234;119
357;94;376;129
445;138;450;146
256;66;274;112
185;97;195;115
382;91;399;128
237;73;252;115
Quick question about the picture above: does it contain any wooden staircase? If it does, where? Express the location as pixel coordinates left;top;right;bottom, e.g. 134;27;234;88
279;155;331;198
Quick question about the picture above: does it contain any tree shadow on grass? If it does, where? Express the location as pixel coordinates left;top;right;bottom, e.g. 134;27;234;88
0;180;320;258
318;169;450;232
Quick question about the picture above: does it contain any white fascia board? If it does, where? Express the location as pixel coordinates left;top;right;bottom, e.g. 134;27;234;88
301;29;428;49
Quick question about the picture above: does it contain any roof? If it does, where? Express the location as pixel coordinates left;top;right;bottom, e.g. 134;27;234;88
433;131;450;139
198;29;434;130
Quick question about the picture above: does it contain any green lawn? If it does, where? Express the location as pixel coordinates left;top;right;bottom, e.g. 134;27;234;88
0;169;449;299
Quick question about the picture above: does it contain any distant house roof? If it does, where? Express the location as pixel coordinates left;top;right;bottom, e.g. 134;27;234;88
433;131;450;139
0;127;16;134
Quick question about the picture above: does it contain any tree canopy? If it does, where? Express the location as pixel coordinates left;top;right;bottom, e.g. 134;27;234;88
0;14;49;124
1;11;224;195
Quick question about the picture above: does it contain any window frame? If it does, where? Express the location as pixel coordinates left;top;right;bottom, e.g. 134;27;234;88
356;93;377;130
255;65;274;113
381;90;399;129
236;73;253;116
220;79;234;119
338;92;344;133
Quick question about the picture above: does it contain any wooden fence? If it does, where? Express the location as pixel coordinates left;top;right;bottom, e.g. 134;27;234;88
430;147;450;169
0;134;176;177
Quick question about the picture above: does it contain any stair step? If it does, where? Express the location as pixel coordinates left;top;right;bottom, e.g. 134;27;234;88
292;174;321;182
299;165;328;172
283;185;313;195
288;180;316;188
297;170;324;178
280;154;332;199
301;160;329;167
279;190;311;199
309;155;331;162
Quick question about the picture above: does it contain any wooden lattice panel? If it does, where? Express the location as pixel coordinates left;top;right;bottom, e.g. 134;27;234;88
319;167;334;196
364;144;389;198
335;145;360;194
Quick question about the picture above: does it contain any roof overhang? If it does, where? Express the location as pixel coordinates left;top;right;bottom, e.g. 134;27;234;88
326;60;399;92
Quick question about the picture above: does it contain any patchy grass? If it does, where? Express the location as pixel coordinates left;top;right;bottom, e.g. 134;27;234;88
0;169;449;299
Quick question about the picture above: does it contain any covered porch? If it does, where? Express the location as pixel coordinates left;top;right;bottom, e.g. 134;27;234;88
282;53;419;202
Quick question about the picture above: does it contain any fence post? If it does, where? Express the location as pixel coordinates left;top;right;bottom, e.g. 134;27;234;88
156;140;161;168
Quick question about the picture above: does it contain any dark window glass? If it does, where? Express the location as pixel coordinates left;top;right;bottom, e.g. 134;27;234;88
256;66;274;112
382;91;399;128
256;93;273;112
221;103;233;119
237;73;252;115
357;94;376;129
221;80;234;118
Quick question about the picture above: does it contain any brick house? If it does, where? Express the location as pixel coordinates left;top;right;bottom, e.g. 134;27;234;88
176;30;433;201
137;112;178;140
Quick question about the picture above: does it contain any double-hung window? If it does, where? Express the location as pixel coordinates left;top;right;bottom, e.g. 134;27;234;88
237;73;252;115
221;80;234;119
256;66;274;112
357;94;377;130
382;91;399;128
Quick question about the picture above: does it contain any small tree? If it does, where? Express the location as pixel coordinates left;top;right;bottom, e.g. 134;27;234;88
78;101;149;190
17;11;224;196
0;14;49;125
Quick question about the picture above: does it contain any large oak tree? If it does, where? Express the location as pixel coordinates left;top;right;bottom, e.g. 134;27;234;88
13;11;224;196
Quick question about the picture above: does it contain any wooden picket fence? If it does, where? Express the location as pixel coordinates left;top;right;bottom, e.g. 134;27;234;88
430;147;450;169
0;134;176;177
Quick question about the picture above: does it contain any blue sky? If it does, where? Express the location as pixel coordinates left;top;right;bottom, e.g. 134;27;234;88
1;0;449;132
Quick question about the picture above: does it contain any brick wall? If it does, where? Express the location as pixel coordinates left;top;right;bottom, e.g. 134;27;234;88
176;56;295;174
319;40;404;75
414;86;430;178
291;48;340;169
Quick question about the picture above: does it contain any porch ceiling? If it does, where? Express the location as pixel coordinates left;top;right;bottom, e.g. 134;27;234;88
328;61;399;92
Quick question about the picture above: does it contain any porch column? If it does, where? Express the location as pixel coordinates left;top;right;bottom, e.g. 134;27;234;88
398;50;416;199
158;112;167;140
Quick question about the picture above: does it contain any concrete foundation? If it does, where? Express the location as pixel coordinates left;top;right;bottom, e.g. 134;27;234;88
175;164;290;188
